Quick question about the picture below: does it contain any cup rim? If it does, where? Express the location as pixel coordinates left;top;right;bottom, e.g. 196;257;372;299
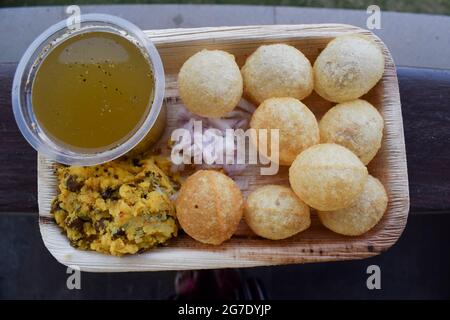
12;13;165;166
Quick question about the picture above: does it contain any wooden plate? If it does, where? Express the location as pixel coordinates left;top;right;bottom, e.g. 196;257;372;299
38;24;409;272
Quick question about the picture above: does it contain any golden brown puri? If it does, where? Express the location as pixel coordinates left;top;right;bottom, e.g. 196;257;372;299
318;175;388;236
314;35;385;103
244;185;310;240
241;43;313;105
51;156;179;256
178;49;243;118
250;97;319;166
175;170;244;245
289;143;368;211
319;99;384;165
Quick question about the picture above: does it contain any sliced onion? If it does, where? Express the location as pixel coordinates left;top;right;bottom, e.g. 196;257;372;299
171;98;256;175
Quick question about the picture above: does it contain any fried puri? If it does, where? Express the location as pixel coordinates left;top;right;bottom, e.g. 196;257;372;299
178;49;243;118
241;44;313;105
319;99;384;165
244;185;310;240
250;97;319;165
318;175;388;236
175;170;244;245
289;143;368;211
314;35;385;103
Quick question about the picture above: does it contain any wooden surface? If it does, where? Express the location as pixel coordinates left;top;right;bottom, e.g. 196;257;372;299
1;49;450;215
0;26;447;300
397;68;450;212
30;24;406;272
0;62;37;212
2;24;449;271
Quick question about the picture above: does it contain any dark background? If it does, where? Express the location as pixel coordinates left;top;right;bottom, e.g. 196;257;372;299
0;213;449;299
1;66;450;300
1;0;450;299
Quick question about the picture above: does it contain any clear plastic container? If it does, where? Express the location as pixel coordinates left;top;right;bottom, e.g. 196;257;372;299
12;14;165;166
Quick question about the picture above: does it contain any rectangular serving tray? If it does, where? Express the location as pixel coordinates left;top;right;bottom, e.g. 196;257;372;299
38;24;409;272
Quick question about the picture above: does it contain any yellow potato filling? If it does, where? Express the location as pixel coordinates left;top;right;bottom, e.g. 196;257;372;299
51;155;180;256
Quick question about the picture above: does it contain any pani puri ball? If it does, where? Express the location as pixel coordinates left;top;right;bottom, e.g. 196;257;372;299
289;143;368;211
318;175;388;236
319;99;384;165
175;170;244;245
250;97;319;166
178;49;243;118
314;35;385;103
244;185;311;240
241;44;313;105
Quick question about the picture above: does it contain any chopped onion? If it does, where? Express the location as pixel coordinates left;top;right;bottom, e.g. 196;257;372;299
171;98;256;175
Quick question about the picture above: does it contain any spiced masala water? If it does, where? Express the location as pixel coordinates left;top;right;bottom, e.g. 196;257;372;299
32;31;155;150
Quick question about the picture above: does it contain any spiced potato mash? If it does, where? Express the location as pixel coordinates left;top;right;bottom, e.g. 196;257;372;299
51;156;179;256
